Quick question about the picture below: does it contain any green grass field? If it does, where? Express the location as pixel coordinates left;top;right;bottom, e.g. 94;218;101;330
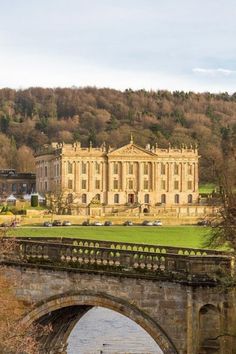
199;183;216;194
10;226;211;249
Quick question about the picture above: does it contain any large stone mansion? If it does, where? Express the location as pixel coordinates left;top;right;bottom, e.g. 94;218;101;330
35;137;199;214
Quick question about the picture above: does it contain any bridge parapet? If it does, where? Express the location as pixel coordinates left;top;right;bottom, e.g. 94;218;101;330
18;237;227;256
9;239;232;283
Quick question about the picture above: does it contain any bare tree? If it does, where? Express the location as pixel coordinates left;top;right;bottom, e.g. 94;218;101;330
204;130;236;250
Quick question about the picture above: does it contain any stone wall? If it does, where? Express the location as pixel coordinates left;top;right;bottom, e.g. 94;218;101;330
2;264;235;354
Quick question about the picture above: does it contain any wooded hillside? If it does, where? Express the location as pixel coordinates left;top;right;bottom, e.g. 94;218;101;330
0;87;236;182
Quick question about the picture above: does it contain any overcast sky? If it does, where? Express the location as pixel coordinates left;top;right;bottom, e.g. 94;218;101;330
0;0;236;92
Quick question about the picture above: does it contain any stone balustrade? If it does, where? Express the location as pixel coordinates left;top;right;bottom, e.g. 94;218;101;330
13;238;232;282
18;236;227;256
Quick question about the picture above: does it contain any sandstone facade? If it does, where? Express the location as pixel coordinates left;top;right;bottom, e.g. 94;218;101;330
35;138;199;212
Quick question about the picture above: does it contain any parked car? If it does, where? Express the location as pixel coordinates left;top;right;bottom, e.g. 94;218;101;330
153;220;162;226
62;220;72;226
142;220;153;226
93;221;103;226
52;220;62;226
123;220;133;226
43;221;53;227
104;220;112;226
82;220;90;226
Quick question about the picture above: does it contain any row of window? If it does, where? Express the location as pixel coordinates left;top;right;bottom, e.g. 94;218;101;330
67;179;194;190
66;162;195;176
0;183;32;193
161;180;193;190
79;193;194;204
69;162;101;175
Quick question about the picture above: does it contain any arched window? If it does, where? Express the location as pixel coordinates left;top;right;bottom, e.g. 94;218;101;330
144;194;149;204
161;194;166;204
174;194;179;204
114;194;119;204
82;194;87;204
95;193;100;202
188;194;193;204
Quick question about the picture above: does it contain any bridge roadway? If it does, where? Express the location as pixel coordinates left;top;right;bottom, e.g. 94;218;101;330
2;237;236;354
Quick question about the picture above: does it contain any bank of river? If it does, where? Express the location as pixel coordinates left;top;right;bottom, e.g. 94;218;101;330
68;307;162;354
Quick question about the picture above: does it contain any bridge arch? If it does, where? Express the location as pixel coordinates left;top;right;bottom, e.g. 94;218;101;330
23;290;178;354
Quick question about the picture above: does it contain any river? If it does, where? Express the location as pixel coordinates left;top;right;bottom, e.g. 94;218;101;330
67;307;162;354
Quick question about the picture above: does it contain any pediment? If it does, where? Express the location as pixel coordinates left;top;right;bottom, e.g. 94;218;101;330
108;143;156;157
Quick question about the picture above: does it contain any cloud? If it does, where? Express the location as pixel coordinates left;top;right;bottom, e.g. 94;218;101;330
192;67;236;76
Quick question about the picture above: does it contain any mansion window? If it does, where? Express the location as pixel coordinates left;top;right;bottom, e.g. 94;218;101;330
40;167;43;177
82;179;87;190
82;194;87;204
12;183;17;192
128;179;133;190
174;163;179;175
144;194;150;204
143;180;149;190
161;194;166;204
67;161;73;174
44;181;48;191
161;180;166;190
95;179;100;189
56;164;60;176
143;163;148;175
44;166;48;177
174;194;180;204
113;179;118;189
82;162;87;174
188;163;193;175
128;163;133;174
188;194;193;204
95;162;100;174
113;162;118;174
161;163;166;175
114;194;119;204
68;179;73;189
174;180;179;190
187;181;192;190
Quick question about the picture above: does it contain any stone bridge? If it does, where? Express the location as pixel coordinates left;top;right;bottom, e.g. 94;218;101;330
2;237;236;354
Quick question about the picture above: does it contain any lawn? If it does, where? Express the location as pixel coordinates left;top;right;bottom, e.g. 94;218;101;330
199;183;216;194
10;226;211;249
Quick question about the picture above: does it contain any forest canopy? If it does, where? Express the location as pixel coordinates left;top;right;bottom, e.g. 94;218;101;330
0;87;236;182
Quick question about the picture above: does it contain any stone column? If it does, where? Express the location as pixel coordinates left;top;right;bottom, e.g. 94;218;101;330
73;161;76;193
61;160;66;190
153;162;156;192
182;163;186;193
194;162;198;193
88;161;93;192
75;161;80;193
151;162;155;191
186;288;193;354
122;161;126;191
138;162;141;192
108;162;112;192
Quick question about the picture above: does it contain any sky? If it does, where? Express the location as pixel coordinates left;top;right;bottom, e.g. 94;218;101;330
0;0;236;92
